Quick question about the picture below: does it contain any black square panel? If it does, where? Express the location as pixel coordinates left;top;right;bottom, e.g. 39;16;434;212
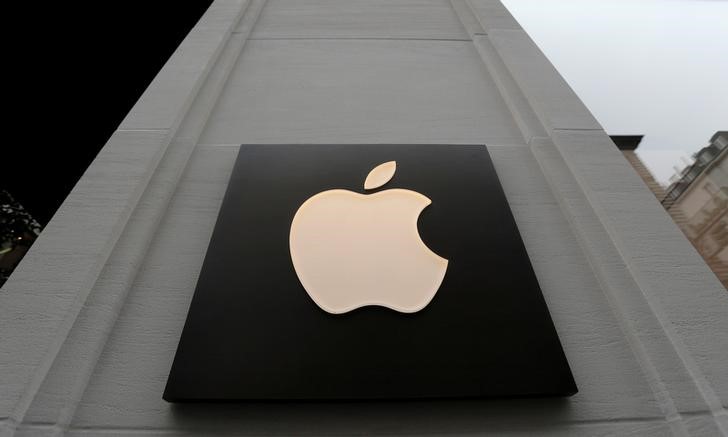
164;144;577;401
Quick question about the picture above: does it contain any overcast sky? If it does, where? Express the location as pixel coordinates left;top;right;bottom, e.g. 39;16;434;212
501;0;728;184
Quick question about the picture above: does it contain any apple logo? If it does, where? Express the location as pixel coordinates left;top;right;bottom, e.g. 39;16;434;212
289;161;448;314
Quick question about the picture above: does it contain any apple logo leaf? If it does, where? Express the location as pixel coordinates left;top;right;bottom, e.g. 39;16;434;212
364;161;396;190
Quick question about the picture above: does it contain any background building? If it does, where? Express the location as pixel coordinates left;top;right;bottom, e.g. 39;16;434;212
614;133;728;289
2;1;727;436
612;135;668;200
0;191;41;287
664;132;728;288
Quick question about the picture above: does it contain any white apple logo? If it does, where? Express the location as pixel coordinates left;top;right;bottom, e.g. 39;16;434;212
289;161;448;314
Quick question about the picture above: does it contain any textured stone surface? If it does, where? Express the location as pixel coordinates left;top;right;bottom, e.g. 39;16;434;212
249;0;468;39
468;0;523;32
63;146;660;432
0;130;171;427
198;39;524;145
487;29;603;131
2;0;727;435
118;0;249;131
548;129;728;410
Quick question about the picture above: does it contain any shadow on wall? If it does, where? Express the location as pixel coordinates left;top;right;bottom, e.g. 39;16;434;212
169;397;575;435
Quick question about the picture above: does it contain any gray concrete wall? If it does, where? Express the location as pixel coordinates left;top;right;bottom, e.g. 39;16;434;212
2;1;727;435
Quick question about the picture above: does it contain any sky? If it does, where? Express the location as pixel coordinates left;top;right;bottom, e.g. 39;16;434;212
501;0;728;184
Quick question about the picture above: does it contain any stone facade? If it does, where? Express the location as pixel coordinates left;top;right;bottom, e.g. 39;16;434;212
1;1;727;436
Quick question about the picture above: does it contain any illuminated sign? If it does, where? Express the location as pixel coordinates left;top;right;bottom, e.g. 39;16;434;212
165;144;576;401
